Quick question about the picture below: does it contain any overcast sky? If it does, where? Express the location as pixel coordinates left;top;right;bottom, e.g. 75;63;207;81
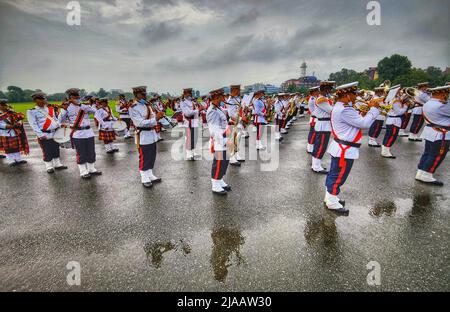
0;0;448;94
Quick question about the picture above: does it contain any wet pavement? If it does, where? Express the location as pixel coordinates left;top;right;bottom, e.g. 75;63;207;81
0;119;449;292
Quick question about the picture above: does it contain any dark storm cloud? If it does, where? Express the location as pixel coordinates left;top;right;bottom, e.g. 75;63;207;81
0;0;448;94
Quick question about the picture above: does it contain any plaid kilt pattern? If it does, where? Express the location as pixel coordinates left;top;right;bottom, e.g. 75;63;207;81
0;135;21;154
99;130;116;142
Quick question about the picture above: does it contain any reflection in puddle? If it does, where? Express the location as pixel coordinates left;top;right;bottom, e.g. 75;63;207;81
304;213;339;248
144;239;191;269
370;200;397;217
210;227;245;283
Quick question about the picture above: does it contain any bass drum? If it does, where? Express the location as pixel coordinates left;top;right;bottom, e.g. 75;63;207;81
53;127;72;149
112;120;127;137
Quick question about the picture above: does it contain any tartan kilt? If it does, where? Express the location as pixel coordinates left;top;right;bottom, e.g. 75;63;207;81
0;135;20;154
99;130;116;142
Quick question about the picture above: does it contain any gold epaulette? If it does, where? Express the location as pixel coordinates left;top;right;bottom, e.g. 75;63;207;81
316;97;329;104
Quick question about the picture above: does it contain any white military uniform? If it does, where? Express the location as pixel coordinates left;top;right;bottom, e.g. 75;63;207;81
226;96;244;163
129;99;160;184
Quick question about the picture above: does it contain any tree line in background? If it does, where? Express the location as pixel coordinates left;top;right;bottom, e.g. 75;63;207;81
1;54;448;103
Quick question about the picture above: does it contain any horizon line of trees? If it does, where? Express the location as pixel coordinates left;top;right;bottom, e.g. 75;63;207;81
1;54;449;103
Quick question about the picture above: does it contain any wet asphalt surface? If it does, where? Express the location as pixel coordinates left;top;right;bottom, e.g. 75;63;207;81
0;118;449;292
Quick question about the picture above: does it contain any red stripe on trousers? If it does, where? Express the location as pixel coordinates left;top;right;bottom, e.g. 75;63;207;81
139;147;144;170
387;127;397;147
332;159;347;195
214;159;221;180
309;131;316;144
317;134;325;158
430;140;445;173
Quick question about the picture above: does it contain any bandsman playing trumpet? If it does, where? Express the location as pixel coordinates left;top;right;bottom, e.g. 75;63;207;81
368;87;387;147
129;86;164;188
415;85;450;186
325;82;380;213
27;92;67;173
381;86;408;159
207;88;231;195
311;81;335;174
408;82;430;141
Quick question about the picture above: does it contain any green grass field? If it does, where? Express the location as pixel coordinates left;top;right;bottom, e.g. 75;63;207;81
9;101;119;121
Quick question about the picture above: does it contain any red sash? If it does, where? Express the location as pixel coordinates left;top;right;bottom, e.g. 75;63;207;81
330;109;362;167
42;106;55;131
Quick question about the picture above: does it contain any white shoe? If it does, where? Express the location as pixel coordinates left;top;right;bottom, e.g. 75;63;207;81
140;170;151;184
87;163;101;174
45;161;54;173
252;126;257;133
78;164;89;177
229;154;240;166
415;170;436;183
212;179;226;194
306;144;313;153
293;117;297;121
368;137;380;146
275;132;282;140
186;150;195;160
398;129;407;137
148;169;161;182
219;179;231;190
256;140;266;150
236;153;245;162
381;145;395;158
324;191;346;211
281;128;288;134
311;157;327;173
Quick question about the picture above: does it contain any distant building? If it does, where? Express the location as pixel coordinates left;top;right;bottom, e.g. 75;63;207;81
280;61;321;92
364;67;379;80
444;67;450;75
242;83;280;94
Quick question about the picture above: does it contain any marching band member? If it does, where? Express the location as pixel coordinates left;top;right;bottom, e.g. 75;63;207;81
408;82;430;142
311;81;335;174
59;88;101;179
325;82;380;213
281;94;290;132
27;92;67;173
253;89;267;150
381;86;408;159
129;86;164;188
306;86;320;154
368;87;386;147
180;88;201;160
226;85;245;166
207;88;231;195
274;94;285;141
95;98;119;154
415;85;450;186
0;99;29;166
116;93;133;139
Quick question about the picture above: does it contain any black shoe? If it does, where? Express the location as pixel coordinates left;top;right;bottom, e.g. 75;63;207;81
230;162;241;167
157;138;164;142
408;138;422;142
9;162;19;167
151;178;162;183
222;185;232;191
416;179;444;186
81;174;91;180
0;155;5;159
113;149;120;153
212;190;227;195
237;159;245;163
332;207;350;215
55;166;68;170
339;200;345;207
106;150;115;154
368;144;381;148
381;155;396;159
143;182;153;188
17;160;27;165
47;168;55;174
90;171;102;176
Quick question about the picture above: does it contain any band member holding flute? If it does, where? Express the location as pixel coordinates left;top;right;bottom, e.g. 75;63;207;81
129;86;164;188
207;88;231;195
95;98;119;154
58;88;101;179
27;92;67;173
